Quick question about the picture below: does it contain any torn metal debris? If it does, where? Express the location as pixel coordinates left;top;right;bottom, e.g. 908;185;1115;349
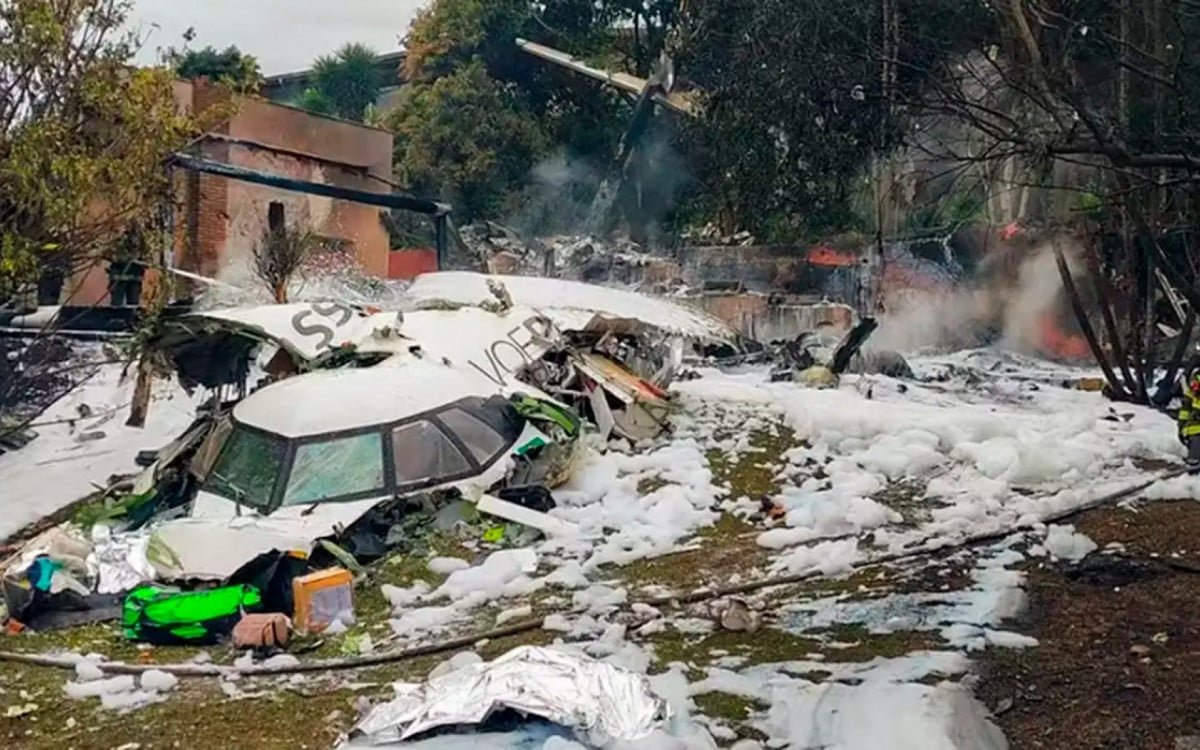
769;318;913;386
136;356;580;580
152;267;743;444
406;271;737;343
2;350;587;633
405;271;744;440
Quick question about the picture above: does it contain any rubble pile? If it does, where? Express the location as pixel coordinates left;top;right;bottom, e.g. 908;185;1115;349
457;222;684;291
0;268;930;746
5;265;1124;750
679;222;757;247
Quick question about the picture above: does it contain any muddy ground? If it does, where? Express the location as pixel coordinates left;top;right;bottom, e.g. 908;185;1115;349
979;500;1200;750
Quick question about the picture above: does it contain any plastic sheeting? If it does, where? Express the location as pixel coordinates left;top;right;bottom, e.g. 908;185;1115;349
352;646;670;745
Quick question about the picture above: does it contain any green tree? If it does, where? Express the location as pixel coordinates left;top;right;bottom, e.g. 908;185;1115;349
0;0;212;431
395;0;677;223
403;0;532;83
387;62;548;221
306;43;383;122
679;0;992;239
1;0;206;292
168;44;262;92
295;87;336;118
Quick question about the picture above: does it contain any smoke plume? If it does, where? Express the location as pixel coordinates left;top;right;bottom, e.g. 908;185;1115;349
873;238;1085;358
507;122;691;239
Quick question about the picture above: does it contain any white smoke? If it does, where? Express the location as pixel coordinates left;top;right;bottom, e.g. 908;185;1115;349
507;149;603;236
872;239;1083;356
998;242;1077;354
871;286;991;353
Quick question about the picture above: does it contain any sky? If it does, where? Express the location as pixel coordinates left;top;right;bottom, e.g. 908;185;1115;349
129;0;428;75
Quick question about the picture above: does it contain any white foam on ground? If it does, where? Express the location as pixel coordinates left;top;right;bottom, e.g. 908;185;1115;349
673;353;1180;571
0;355;200;541
1041;524;1098;562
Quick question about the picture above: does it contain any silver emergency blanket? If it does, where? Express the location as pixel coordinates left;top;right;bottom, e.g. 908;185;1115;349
90;529;157;595
352;646;670;745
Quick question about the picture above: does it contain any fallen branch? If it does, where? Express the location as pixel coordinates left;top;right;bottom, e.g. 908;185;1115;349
0;618;551;678
1125;554;1200;576
0;465;1187;678
1054;239;1129;400
1084;240;1136;394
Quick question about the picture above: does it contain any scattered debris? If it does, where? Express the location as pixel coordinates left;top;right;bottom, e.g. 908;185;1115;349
769;317;909;386
713;598;762;633
4;252;1193;750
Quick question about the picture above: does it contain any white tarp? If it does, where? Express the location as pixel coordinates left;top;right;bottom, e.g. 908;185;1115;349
407;272;736;342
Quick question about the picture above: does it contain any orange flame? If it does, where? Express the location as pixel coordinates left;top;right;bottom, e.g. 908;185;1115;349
806;246;858;267
1036;312;1091;361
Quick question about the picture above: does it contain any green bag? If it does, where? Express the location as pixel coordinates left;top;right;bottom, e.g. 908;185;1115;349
122;584;263;645
511;395;582;437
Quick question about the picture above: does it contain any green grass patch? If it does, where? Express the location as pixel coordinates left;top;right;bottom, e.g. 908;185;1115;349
614;514;769;592
814;624;942;662
693;691;768;722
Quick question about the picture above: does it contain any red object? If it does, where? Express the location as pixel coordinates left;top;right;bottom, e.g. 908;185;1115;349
806;246;858;267
1036;312;1091;361
387;249;438;280
999;222;1023;241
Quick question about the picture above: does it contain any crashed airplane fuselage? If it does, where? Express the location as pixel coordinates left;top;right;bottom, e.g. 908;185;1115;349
140;354;582;581
158;272;740;443
101;276;741;583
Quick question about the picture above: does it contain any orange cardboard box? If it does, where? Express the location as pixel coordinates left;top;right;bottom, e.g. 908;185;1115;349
292;568;354;634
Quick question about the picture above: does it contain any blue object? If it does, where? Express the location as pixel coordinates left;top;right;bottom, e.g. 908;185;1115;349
25;556;62;593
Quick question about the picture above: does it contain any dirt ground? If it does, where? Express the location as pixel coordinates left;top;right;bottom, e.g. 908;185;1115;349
979;500;1200;750
6;403;1200;750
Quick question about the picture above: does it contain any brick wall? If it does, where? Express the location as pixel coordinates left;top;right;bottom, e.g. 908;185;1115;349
388;249;438;280
169;81;393;287
192;143;231;278
229;97;393;177
63;81;396;307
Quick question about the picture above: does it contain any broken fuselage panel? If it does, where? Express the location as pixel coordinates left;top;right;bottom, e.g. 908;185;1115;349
152;356;581;579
